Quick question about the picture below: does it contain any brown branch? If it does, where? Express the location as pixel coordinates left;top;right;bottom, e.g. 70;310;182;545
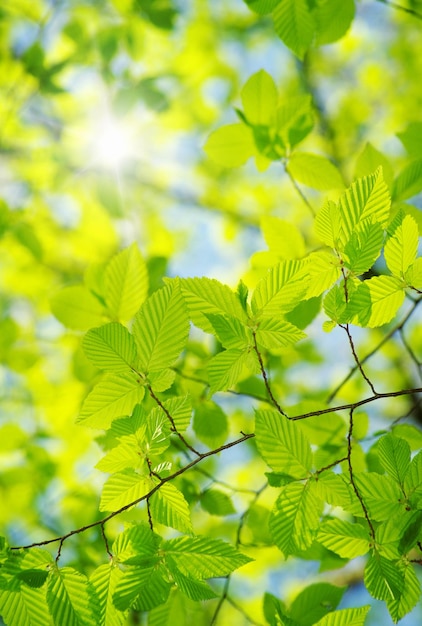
147;384;201;456
252;331;287;416
339;324;378;395
347;408;375;540
315;456;349;476
328;298;421;401
10;433;254;552
101;523;112;558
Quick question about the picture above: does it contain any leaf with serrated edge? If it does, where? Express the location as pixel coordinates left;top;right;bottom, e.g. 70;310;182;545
288;152;344;190
378;434;410;486
364;554;404;601
205;313;251;350
255;409;312;477
77;373;145;429
90;564;126;626
208;348;259;396
384;214;419;278
289;582;346;626
313;606;370;626
112;523;161;562
133;283;189;373
177;277;247;334
162;536;252;579
344;220;384;276
255;317;305;352
46;567;98;626
83;323;138;372
251;259;310;317
149;483;192;533
272;0;315;60
349;473;403;521
306;251;342;298
241;70;278;126
51;285;107;331
348;276;404;328
105;244;148;321
100;470;152;512
386;561;420;622
317;519;370;558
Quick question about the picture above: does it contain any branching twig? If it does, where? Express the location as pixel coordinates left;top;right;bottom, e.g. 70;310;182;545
328;298;421;401
10;433;254;552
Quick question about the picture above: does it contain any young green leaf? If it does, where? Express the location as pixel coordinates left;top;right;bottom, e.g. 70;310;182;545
306;252;342;299
377;434;411;487
113;565;169;612
178;277;247;334
240;70;278;126
354;143;394;188
83;323;138;372
403;449;422;501
96;436;144;473
261;216;306;260
386;561;421;623
204;123;256;167
288;153;344;190
317;519;370;559
205;313;251;349
314;0;355;46
255;317;306;352
272;0;315;60
46;567;98;626
99;470;151;512
89;563;126;626
393;158;422;202
337;168;390;250
112;523;161;562
244;0;279;15
133;283;189;373
104;244;148;321
255;409;312;477
384;213;419;278
162;536;252;579
348;276;404;328
149;483;193;533
207;348;259;396
314;201;342;249
269;482;323;556
348;473;403;521
251;259;310;317
364;554;404;601
164;566;217;601
77;372;145;429
200;489;236;516
313;606;370;626
343;220;384;276
193;401;228;447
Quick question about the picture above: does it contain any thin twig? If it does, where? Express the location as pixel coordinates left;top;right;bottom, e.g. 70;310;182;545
284;163;315;216
252;331;287;416
340;324;378;395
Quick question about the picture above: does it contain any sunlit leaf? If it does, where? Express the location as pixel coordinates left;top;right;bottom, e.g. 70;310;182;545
317;519;370;558
99;469;151;512
377;434;411;486
204;123;256;167
104;244;148;321
288;153;344;190
272;0;315;60
51;286;107;330
149;483;192;533
89;564;126;626
364;554;404;601
83;323;138;372
384;213;419;278
313;606;370;626
251;259;309;317
46;567;98;626
241;70;278;126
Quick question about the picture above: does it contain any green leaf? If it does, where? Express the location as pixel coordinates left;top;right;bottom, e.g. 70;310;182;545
113;565;169;611
289;582;346;626
313;606;370;626
270;482;323;556
204;123;256;167
306;252;342;298
386;561;421;623
314;473;352;508
348;276;405;328
205;313;251;349
112;523;161;562
393;158;422;202
317;519;370;558
99;469;151;512
251;259;309;317
384;214;419;278
149;483;192;533
133;283;189;373
163;536;252;579
272;0;315;60
147;589;206;626
349;473;403;521
338;168;391;250
207;348;259;396
193;401;228;447
364;554;404;601
164;566;217;601
377;434;411;486
323;284;349;325
398;511;422;554
89;563;126;626
50;286;107;330
288;153;344;190
255;317;306;352
77;372;145;429
241;70;278;126
275;95;313;148
104;244;148;321
151;395;192;433
314;201;342;249
261;216;306;260
83;323;138;372
343;220;384;275
46;567;98;626
314;0;355;46
255;409;312;477
96;436;144;473
178;277;247;334
404;257;422;289
200;489;236;516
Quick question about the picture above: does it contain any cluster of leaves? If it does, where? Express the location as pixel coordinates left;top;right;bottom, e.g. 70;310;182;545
1;1;422;626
